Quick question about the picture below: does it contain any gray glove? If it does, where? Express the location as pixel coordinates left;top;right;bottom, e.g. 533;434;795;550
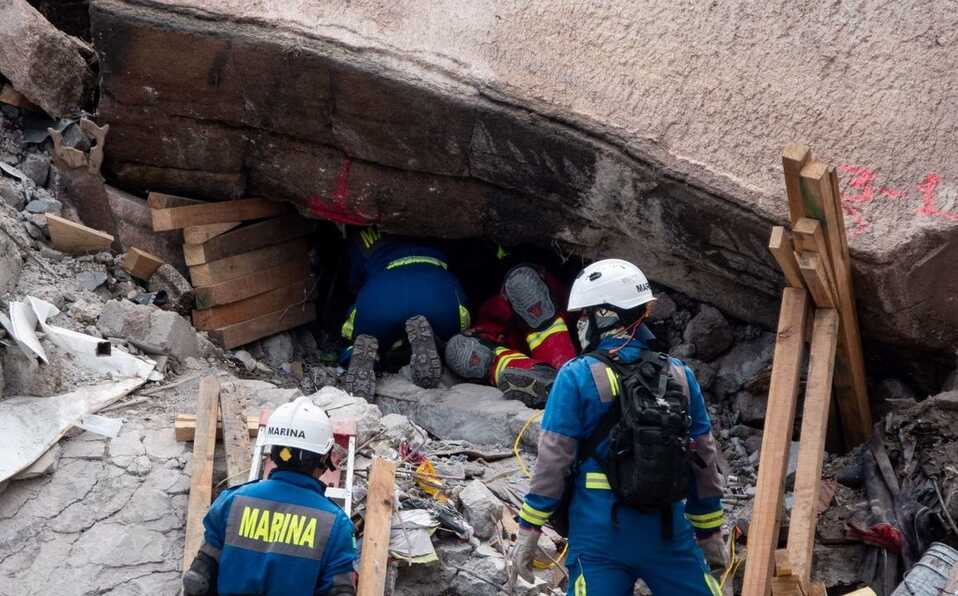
697;531;729;570
507;525;542;588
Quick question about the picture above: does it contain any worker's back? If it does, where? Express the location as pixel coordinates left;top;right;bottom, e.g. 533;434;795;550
203;470;356;596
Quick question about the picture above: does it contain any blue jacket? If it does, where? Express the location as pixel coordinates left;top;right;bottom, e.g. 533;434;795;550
519;334;724;534
201;470;356;595
347;227;449;292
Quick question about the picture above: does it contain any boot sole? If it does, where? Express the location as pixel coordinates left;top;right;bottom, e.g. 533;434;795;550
406;315;442;389
499;369;551;408
344;335;378;399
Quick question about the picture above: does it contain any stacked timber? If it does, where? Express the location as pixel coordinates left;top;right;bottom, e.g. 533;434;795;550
148;192;318;349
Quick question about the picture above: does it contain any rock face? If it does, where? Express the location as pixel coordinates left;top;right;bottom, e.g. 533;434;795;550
90;0;958;352
0;0;94;116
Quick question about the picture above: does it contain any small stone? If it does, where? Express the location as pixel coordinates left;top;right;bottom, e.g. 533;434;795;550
233;350;257;371
649;293;677;322
711;332;775;397
683;304;733;361
259;332;295;369
66;296;103;324
684;359;715;390
24;220;44;240
0;177;25;209
27;212;47;230
184;357;205;370
148;264;193;315
19;153;50;187
76;270;108;291
255;361;272;374
94;251;114;264
39;246;64;260
458;480;503;540
61;122;91;151
24;196;62;215
734;391;766;427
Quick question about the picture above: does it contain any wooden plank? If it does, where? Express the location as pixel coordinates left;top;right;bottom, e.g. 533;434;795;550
770;575;807;596
219;390;252;488
208;301;317;349
768;227;805;289
842;590;876;596
152;198;289;231
194;256;311;309
793;217;839;300
742;288;810;596
183;213;317;266
175;413;259;442
798;253;836;308
121;247;165;280
183;222;241;244
189;237;311;287
782;144;811;224
45;214;114;254
147;191;203;210
183;376;220;572
787;309;840;585
774;549;794;577
192;278;316;331
357;458;397;596
798;160;829;222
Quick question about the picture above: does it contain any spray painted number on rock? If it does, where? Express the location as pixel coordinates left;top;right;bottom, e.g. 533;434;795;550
838;166;956;236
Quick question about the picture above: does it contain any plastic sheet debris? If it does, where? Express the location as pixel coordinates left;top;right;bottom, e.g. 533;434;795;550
0;377;148;481
77;414;124;438
415;458;446;501
389;509;439;563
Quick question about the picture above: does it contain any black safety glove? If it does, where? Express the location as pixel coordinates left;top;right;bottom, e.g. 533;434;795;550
183;551;218;596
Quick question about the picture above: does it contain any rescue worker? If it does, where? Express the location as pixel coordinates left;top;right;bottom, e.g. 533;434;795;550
183;397;357;596
508;259;728;595
443;263;576;407
340;226;469;399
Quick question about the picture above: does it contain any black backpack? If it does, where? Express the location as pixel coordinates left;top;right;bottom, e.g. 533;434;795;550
550;349;691;538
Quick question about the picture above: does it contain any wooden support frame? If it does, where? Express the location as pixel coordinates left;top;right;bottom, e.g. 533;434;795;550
768;227;804;289
356;458;397;596
183;376;220;572
742;288;810;596
787;309;840;584
797;253;836;308
219;390;252;488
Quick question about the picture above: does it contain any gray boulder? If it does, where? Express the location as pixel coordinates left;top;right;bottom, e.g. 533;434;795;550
19;153;50;187
683;304;733;361
734;391;767;427
457;480;503;540
711;332;775;398
97;299;199;359
0;177;25;209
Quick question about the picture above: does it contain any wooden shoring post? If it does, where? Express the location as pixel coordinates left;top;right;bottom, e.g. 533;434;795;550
782;145;811;223
787;309;840;585
219;389;252;488
742;288;810;596
797;253;836;308
183;376;221;572
792;218;839;301
357;458;397;596
800;163;871;445
768;226;805;289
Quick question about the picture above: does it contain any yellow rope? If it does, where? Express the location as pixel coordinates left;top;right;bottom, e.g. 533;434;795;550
720;526;744;589
513;411;543;479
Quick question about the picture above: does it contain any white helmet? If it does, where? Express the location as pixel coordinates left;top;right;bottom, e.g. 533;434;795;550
568;259;655;311
262;396;335;456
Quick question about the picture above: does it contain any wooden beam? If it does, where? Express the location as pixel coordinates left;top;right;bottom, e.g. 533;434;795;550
787;309;840;585
194;257;311;309
192;278;316;331
183;214;317;266
793;218;839;300
147;191;203;210
219;390;252;488
842;590;876;596
175;413;259;442
782;144;811;224
208;301;317;349
183;376;220;572
45;214;114;255
189;237;311;287
152;198;289;231
798;160;829;222
742;288;810;596
774;549;794;577
768;227;805;289
121;247;165;281
357;458;397;596
770;575;807;596
798;253;836;308
183;222;241;244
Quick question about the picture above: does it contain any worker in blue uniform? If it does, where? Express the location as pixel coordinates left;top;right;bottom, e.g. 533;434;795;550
183;397;357;596
340;226;470;398
508;259;728;596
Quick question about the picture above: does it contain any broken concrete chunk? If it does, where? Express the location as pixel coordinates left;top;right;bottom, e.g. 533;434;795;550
76;270;107;291
12;443;61;479
258;331;294;369
711;332;775;397
19;152;50;187
232;349;257;371
148;263;193;315
0;177;26;209
97;299;199;359
0;0;94;117
0;232;23;294
734;391;767;427
457;480;503;540
683;305;733;361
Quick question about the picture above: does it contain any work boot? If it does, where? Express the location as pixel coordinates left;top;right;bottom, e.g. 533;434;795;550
343;334;378;399
503;265;556;330
497;364;556;408
444;334;495;380
405;315;442;389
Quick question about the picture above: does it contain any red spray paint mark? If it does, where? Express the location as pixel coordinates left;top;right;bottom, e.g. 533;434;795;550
914;173;958;221
305;158;375;225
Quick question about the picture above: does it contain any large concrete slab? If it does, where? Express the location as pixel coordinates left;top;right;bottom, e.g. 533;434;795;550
90;0;958;350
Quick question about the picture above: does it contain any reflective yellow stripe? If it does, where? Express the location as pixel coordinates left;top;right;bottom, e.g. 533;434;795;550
341;308;357;340
458;305;471;331
493;353;525;384
705;573;721;596
604;367;620;396
496;244;509;260
385;256;448;270
574;560;587;596
360;228;377;249
526;318;569;350
519;503;550;525
687;510;725;529
585;472;611;490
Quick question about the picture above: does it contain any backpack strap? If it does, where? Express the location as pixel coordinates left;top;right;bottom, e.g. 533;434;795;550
577;351;621;467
